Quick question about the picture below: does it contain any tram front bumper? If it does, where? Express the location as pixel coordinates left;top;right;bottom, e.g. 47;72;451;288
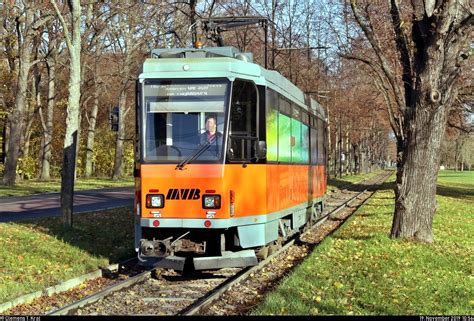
139;255;187;271
193;250;258;270
139;250;258;271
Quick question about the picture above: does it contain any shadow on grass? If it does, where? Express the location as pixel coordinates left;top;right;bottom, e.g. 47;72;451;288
438;175;462;178
333;234;375;241
356;212;393;218
371;195;395;200
437;173;473;178
328;177;358;189
329;172;395;193
0;185;53;198
16;207;135;264
368;176;473;201
361;202;394;207
436;184;474;200
371;181;395;192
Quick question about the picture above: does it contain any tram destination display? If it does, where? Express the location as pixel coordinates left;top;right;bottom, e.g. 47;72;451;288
145;81;228;113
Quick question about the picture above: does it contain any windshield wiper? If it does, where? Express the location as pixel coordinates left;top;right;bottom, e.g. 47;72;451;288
175;136;216;170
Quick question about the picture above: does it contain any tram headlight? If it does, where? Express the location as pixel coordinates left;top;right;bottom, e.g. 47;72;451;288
146;194;164;208
203;195;221;209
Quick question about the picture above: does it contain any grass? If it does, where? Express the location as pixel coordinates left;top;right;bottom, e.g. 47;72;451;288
253;170;473;315
0;177;134;198
0;207;135;303
436;170;474;200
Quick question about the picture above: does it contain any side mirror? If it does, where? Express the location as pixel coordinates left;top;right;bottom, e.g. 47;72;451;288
256;141;267;160
227;147;234;160
133;166;140;178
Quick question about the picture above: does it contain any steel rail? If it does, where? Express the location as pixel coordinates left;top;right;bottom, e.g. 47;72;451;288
48;269;152;315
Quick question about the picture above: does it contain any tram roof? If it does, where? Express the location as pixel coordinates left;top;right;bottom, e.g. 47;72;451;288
139;47;325;119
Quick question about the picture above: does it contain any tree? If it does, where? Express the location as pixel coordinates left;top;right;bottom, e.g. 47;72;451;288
82;2;110;178
107;1;164;180
38;22;59;180
50;0;82;227
345;1;472;242
2;1;49;185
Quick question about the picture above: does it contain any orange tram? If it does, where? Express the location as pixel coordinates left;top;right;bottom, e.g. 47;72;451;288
134;46;327;271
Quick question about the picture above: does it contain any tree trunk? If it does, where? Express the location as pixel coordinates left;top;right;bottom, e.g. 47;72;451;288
333;129;338;178
271;0;277;69
2;5;36;186
22;112;33;159
344;131;349;175
361;140;367;174
348;139;352;175
1;123;7;163
391;61;454;242
85;90;98;177
74;111;82;180
39;60;56;180
55;0;82;228
353;144;359;174
325;101;331;178
61;47;80;227
391;104;447;243
23;70;40;160
112;90;127;180
3;53;30;185
338;125;342;178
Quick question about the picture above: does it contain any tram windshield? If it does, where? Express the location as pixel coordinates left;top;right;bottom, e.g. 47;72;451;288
143;79;229;162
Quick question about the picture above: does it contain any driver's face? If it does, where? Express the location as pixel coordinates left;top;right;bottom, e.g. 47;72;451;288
206;118;217;133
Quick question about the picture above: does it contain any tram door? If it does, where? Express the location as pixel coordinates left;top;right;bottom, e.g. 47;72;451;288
228;80;257;162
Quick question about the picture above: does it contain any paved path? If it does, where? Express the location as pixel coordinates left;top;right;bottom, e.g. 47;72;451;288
0;186;134;222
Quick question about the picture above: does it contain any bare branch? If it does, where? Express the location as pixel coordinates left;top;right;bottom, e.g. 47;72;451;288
50;0;73;51
350;1;407;112
31;14;54;31
454;11;474;35
29;57;47;67
389;0;414;106
341;53;404;140
447;121;473;134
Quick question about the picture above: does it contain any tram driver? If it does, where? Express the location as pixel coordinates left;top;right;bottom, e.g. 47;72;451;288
200;115;223;148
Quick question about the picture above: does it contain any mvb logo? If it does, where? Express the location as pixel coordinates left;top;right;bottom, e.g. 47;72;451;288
166;188;201;200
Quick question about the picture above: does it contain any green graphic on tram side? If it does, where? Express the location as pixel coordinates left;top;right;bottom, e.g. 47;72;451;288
266;108;278;161
278;113;292;162
302;124;309;163
266;109;310;163
291;118;302;163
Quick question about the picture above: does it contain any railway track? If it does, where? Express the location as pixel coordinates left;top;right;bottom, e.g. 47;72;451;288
45;170;393;316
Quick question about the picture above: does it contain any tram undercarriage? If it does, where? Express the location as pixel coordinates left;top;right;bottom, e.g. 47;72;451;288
137;200;325;271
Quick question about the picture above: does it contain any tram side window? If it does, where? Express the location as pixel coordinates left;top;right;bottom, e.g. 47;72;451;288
310;117;318;164
228;80;257;162
278;98;292;162
301;121;310;164
266;89;279;162
291;105;302;163
317;118;325;164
